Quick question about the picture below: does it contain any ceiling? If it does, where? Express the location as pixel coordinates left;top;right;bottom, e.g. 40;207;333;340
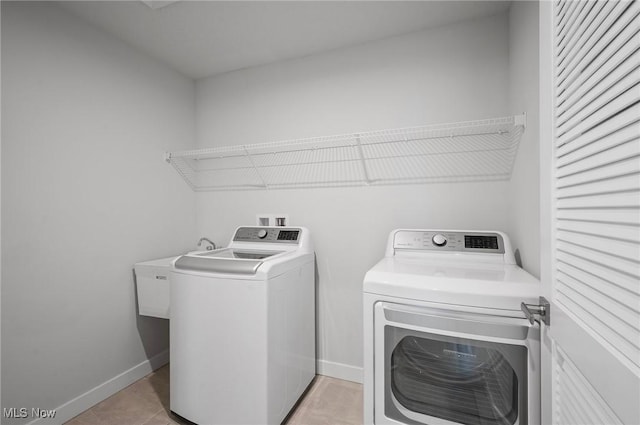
58;1;511;80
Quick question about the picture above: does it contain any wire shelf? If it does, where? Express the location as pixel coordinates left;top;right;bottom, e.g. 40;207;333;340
166;114;526;191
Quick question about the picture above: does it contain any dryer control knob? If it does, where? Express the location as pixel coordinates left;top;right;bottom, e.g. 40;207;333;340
257;229;268;239
432;234;447;247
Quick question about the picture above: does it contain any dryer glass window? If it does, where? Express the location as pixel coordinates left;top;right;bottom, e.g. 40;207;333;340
385;328;527;425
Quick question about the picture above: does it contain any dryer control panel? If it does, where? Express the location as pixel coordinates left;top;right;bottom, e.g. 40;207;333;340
233;227;301;244
393;230;505;254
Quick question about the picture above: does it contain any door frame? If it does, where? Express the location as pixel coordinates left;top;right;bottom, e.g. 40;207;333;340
538;1;554;424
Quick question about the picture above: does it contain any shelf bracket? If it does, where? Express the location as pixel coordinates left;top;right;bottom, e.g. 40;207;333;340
514;113;527;129
243;146;269;189
355;135;372;185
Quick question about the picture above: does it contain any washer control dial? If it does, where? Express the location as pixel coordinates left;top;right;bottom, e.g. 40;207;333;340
432;234;447;247
257;229;268;239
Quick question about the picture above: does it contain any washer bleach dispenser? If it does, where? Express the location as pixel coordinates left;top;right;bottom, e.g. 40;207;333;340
170;226;316;425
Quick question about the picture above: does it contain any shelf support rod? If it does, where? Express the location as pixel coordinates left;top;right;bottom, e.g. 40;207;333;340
355;135;372;185
243;146;269;189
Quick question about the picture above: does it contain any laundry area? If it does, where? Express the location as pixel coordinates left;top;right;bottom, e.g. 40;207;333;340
1;1;639;425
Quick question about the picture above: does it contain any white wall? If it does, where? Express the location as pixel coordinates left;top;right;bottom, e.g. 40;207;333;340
508;1;540;277
195;13;512;379
1;2;196;423
0;1;3;412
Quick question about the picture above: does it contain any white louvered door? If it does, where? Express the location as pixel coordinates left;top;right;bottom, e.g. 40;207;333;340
541;1;640;424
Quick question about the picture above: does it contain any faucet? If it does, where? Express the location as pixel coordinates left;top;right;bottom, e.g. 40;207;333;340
198;237;216;251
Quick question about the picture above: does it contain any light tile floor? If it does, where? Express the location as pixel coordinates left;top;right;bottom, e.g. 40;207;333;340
65;365;363;425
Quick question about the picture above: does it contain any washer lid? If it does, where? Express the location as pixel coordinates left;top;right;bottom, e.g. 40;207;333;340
174;248;284;275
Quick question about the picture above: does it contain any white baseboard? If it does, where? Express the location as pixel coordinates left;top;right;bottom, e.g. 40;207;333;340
27;353;356;425
27;350;169;425
317;359;363;384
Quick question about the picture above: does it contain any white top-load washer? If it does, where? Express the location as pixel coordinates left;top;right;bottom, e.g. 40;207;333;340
170;226;315;425
363;229;541;425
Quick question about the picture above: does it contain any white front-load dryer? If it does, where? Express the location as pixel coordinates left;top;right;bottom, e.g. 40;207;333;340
363;229;541;425
170;227;315;425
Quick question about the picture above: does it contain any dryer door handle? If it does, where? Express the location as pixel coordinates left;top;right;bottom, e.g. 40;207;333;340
380;302;532;341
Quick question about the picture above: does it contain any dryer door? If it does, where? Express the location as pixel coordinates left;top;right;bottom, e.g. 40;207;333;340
374;302;539;425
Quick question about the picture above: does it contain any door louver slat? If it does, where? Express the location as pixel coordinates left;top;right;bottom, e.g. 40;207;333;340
556;207;639;224
556;172;640;198
556;2;636;94
557;244;639;290
557;261;640;312
556;216;640;240
556;135;639;178
557;271;639;330
556;121;639;166
556;49;640;127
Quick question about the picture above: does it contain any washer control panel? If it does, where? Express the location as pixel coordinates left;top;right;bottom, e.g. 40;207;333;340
393;230;504;253
233;227;301;244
